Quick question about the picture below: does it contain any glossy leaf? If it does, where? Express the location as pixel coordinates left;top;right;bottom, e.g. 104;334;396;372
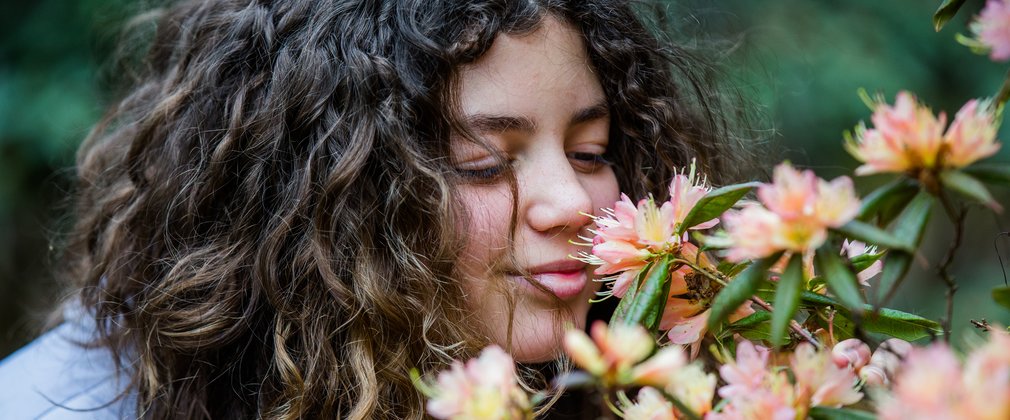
611;262;650;324
622;256;672;330
940;170;1003;212
857;178;918;224
727;310;771;328
993;286;1010;311
707;253;781;329
678;182;760;235
933;0;968;31
814;245;865;314
810;406;877;420
850;251;885;273
862;307;942;341
892;191;933;248
771;254;804;346
834;220;912;252
964;164;1010;186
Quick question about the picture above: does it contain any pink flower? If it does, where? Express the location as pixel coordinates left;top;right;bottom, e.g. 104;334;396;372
972;0;1010;61
846;92;1002;174
591;238;651;275
563;321;654;385
721;163;859;261
630;346;688;387
877;344;964;420
944;99;1001;168
831;338;872;371
790;343;863;407
622;387;676;420
718;340;772;399
861;338;912;387
669;363;718;416
668;160;719;231
425;346;530;419
846;92;946;175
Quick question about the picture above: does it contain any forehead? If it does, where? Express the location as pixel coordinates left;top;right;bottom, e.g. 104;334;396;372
456;17;605;119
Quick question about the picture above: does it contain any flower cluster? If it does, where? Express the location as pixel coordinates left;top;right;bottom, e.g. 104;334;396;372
565;322;717;417
845;91;1001;175
720;162;861;262
420;346;531;420
876;329;1010;420
577;161;717;298
709;340;864;419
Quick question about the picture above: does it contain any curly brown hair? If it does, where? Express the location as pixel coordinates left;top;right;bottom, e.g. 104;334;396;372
61;0;753;418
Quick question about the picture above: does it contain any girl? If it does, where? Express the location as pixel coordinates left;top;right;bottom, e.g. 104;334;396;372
0;0;748;418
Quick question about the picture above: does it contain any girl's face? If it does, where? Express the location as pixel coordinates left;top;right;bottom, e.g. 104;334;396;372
453;17;620;363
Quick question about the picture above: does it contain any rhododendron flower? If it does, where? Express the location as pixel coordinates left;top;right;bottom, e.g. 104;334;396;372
630;346;687;387
860;338;912;387
425;346;530;420
790;343;863;407
667;363;717;416
721;163;859;261
577;161;716;298
876;344;966;420
846;91;1001;174
712;341;797;420
622;387;676;420
970;0;1010;61
564;321;654;385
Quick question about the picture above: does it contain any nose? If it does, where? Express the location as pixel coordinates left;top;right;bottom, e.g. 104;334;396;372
522;153;594;235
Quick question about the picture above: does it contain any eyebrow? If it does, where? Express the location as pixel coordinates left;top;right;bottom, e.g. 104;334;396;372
463;101;610;135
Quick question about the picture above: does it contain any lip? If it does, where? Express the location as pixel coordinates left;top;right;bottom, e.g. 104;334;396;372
509;260;589;300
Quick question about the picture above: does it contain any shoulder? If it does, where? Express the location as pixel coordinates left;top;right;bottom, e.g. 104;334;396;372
0;304;136;419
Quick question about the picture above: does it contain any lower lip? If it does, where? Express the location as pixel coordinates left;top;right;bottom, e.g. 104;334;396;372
511;270;589;300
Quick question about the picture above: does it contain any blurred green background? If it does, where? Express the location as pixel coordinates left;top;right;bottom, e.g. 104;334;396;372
1;0;1009;358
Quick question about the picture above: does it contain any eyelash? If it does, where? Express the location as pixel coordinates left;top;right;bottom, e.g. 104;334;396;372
457;153;611;181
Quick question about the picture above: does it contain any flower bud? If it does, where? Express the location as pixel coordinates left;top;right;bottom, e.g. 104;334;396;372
832;338;872;370
630;346;687;387
563;329;605;376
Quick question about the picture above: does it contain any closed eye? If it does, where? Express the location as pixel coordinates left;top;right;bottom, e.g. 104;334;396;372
567;152;611;173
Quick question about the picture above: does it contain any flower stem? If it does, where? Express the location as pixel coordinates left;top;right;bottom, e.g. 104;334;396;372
750;295;822;350
936;192;967;342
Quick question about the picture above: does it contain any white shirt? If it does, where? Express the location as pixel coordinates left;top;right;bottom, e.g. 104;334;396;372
0;304;135;419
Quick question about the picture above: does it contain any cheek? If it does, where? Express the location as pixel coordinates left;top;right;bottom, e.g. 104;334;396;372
588;168;621;215
456;185;512;300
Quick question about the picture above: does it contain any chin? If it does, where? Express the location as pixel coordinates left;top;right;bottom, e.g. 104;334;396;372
508;299;593;364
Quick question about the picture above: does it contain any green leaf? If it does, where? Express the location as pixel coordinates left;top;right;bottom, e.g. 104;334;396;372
862;307;942;341
707;253;780;330
933;0;968;31
611;262;650;324
834;220;912;252
940;170;1003;212
727;310;771;328
800;290;842;307
814;245;865;315
892;191;933;248
857;178;918;224
623;256;672;330
993;286;1010;311
678;182;760;235
809;406;877;420
771;254;804;347
964;164;1010;187
850;251;885;273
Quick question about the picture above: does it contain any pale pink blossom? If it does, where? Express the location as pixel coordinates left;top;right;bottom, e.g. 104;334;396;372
718;340;772;399
943;99;1001;168
622;387;676;420
592;238;651;275
722;163;859;261
846;92;946;175
961;328;1010;419
877;344;964;420
847;91;1002;174
861;338;912;387
971;0;1010;61
564;321;654;385
710;369;797;420
790;343;863;407
668;164;719;231
630;346;688;387
426;346;530;419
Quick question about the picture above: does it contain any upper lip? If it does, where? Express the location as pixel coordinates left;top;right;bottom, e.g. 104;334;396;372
521;260;588;275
